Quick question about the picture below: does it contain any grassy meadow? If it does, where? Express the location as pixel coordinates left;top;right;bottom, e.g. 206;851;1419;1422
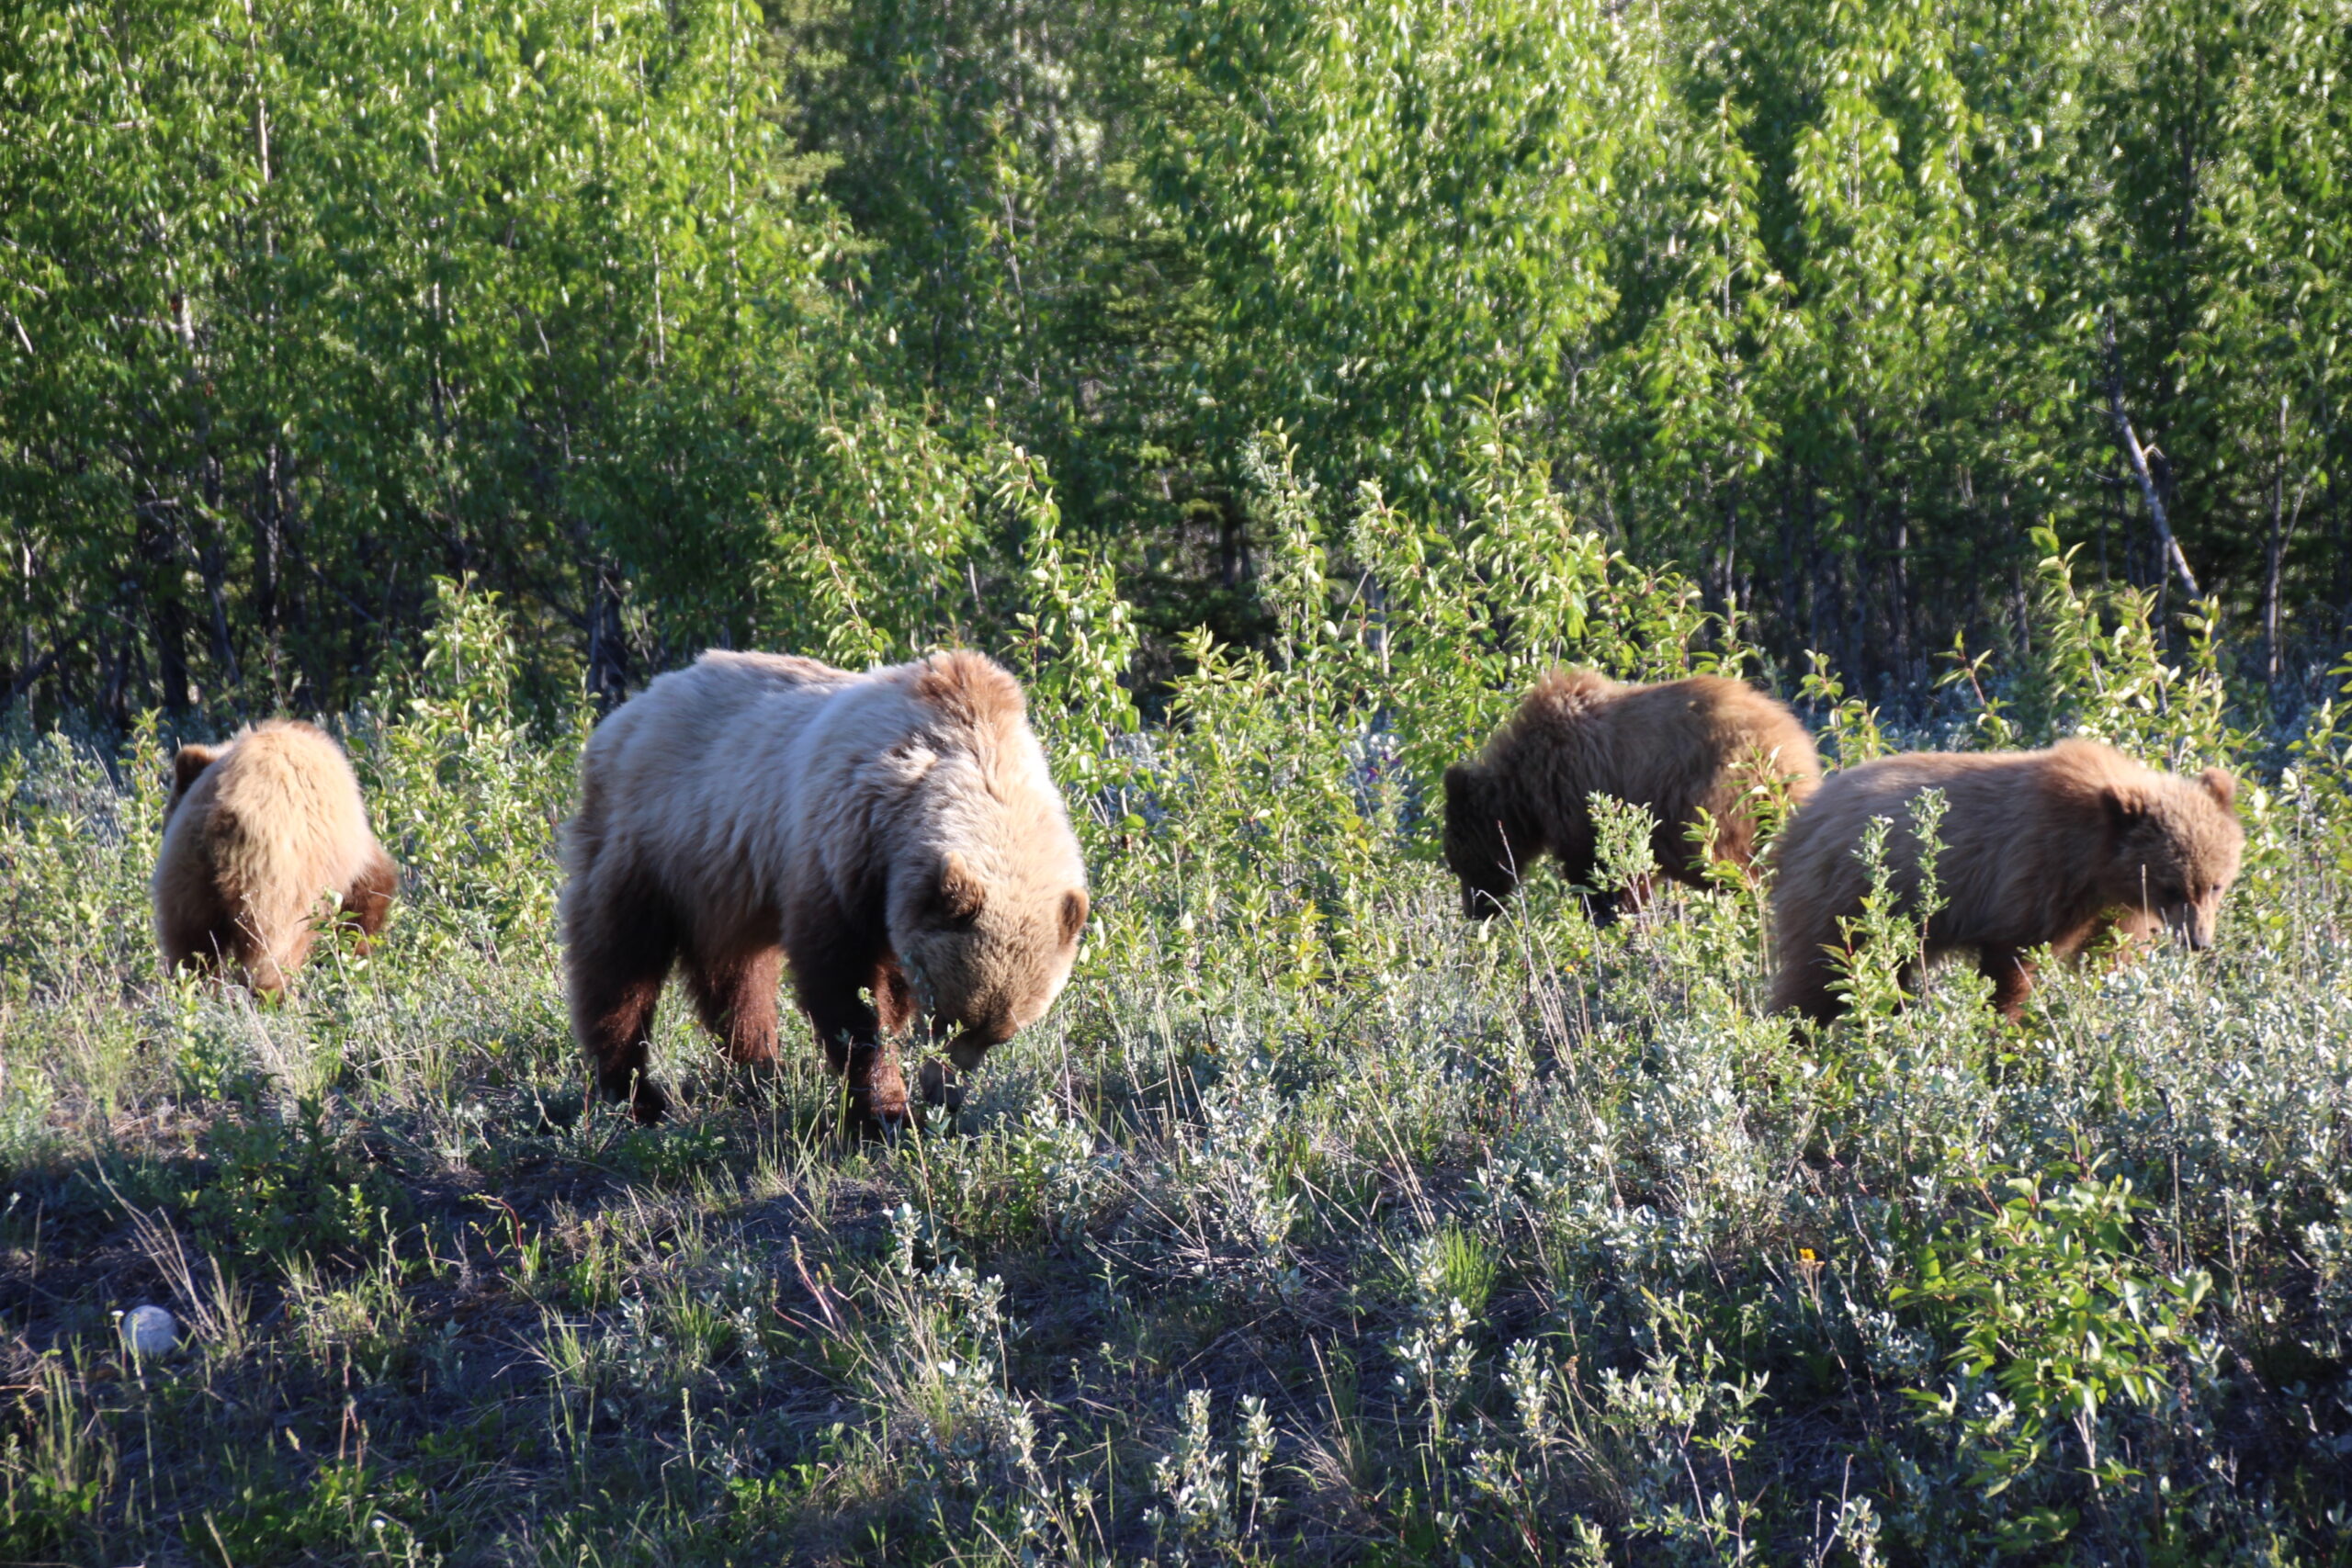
3;543;2352;1567
11;0;2352;1561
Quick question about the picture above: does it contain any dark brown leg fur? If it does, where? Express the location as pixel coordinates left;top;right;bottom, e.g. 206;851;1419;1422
796;968;876;1077
161;896;237;981
871;957;917;1036
341;848;399;948
570;893;679;1122
860;957;916;1121
788;930;914;1128
1770;920;1849;1026
919;1058;967;1111
684;945;783;1066
1589;873;1659;926
1978;946;2037;1022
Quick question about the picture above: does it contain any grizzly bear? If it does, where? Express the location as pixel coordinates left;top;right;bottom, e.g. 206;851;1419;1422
1442;670;1821;919
153;720;401;993
560;649;1090;1127
1768;739;2243;1024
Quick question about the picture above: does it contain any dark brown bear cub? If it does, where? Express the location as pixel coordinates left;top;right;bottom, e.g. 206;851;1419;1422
1443;670;1821;919
1768;739;2244;1023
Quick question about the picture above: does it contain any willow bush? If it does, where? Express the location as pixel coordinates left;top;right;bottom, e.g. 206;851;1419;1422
1;439;2347;1560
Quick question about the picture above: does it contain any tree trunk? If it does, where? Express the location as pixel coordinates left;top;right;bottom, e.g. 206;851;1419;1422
1719;482;1738;626
2261;399;2308;685
1890;508;1911;688
140;502;194;715
195;511;242;695
1217;495;1249;591
2104;310;2199;599
2264;463;2286;682
586;561;631;712
254;446;283;643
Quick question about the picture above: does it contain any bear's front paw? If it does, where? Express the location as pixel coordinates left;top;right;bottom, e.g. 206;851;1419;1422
842;1053;917;1137
918;1059;967;1112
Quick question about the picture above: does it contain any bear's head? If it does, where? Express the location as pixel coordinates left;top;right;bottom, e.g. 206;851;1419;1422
164;743;224;823
2098;766;2244;950
893;850;1090;1071
1443;761;1531;918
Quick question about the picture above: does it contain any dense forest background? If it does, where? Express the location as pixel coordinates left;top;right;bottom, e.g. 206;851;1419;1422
5;0;2348;724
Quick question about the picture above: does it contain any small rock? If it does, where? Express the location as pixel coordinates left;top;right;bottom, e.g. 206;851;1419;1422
118;1303;178;1356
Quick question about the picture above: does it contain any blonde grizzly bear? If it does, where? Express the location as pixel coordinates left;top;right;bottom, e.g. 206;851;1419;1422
560;649;1090;1127
1768;739;2243;1024
153;720;400;993
1442;670;1821;920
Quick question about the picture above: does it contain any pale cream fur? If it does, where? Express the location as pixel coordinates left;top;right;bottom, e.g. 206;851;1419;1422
561;649;1089;1124
153;720;400;992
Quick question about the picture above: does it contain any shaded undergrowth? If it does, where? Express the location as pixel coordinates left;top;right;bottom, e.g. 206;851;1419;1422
2;559;2350;1565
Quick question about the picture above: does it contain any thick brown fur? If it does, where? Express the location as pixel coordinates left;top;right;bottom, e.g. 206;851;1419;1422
1442;670;1821;919
560;649;1089;1128
1768;739;2243;1024
153;720;400;994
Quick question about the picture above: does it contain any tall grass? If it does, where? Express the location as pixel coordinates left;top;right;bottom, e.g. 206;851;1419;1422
0;491;2348;1564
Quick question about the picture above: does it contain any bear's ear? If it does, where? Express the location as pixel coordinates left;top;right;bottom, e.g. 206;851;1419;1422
2199;768;2237;809
170;744;221;803
1059;888;1090;945
2101;784;2149;837
931;852;988;924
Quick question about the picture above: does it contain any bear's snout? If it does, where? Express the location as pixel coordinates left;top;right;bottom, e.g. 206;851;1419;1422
2160;900;2218;951
942;1026;996;1072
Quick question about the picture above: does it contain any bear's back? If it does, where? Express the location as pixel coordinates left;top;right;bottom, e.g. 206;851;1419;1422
1774;743;2128;925
1527;672;1817;810
163;720;376;922
213;723;369;856
692;649;857;691
573;644;1077;926
1776;748;2016;864
577;654;866;862
573;650;1031;901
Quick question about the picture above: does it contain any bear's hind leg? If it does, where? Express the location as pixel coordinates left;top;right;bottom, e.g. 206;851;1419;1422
684;945;783;1066
570;897;678;1122
159;897;237;981
341;848;399;949
232;911;292;998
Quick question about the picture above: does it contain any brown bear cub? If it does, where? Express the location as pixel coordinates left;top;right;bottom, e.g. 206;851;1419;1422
153;720;401;994
1768;739;2243;1024
1442;669;1821;919
560;649;1090;1128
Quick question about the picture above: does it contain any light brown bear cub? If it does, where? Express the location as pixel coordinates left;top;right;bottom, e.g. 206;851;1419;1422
153;720;400;993
1769;739;2243;1024
1443;670;1821;920
561;649;1089;1127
